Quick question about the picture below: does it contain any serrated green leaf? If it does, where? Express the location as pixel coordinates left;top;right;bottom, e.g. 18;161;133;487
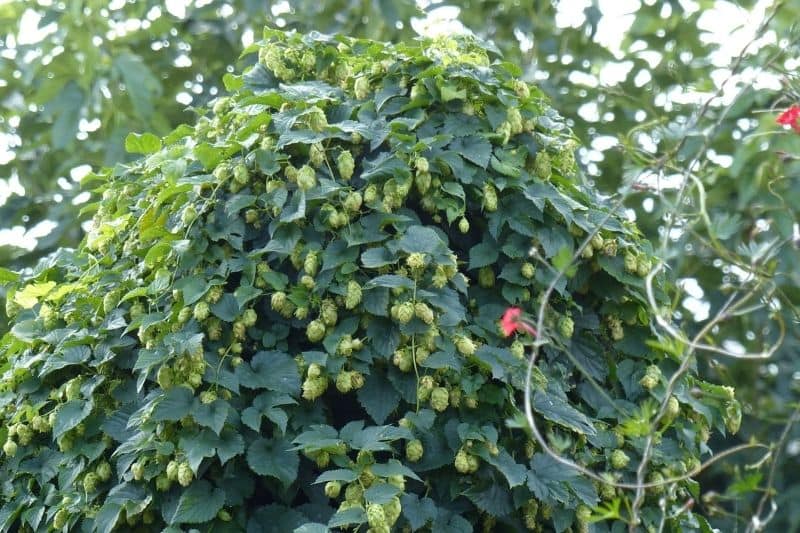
236;351;300;393
152;387;195;423
468;241;498;269
314;469;359;484
53;399;93;438
161;480;225;525
247;437;299;486
533;391;596;435
124;132;161;154
364;482;400;504
356;370;400;424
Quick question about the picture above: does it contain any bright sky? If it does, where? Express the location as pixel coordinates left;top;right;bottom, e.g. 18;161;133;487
0;0;781;255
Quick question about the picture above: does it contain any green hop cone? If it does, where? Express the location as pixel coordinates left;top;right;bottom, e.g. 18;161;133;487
83;472;99;493
639;365;662;390
103;291;120;314
306;319;327;343
478;266;495;288
307;106;328;132
454;449;471;474
387;474;405;490
455;336;476;356
344;191;363;213
354;76;370;99
242;308;257;327
520;262;536;279
325;480;342;498
320;300;338;326
177;462;193;487
131;461;145;481
533;152;553;181
430;387;449;412
309;143;325;167
156;474;171;492
414;156;429;173
297;164;317;191
95;461;112;482
383;497;402;526
336;371;353;393
610;449;630;469
271;291;287;311
53;509;69;529
591;233;605;251
345;280;362;309
3;440;17;457
415;170;432;194
303;251;319;276
414;302;435;325
523;499;539;530
392;349;413;372
302;375;329;401
510;340;525;359
193;301;210;321
394;301;415;324
602;238;618;256
558;316;574;338
636;256;651;278
483;183;498;211
405;252;426;270
366;503;386;528
180;204;198;226
337;150;355;180
624;251;638;273
406;439;424;462
217;509;232;522
350;371;365;390
458;217;470;234
233;163;249;185
344;482;363;503
724;399;742;434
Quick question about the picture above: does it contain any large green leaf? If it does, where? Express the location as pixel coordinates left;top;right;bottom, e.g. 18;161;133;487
161;480;225;525
246;437;299;487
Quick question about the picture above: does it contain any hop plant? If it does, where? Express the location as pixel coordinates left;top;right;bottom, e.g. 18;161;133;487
0;31;723;533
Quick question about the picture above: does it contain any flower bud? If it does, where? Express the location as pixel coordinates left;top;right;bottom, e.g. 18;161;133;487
455;336;476;357
610;449;630;469
406;439;424;462
482;183;498;211
271;291;287;311
458;217;470;234
297;165;317;191
325;481;341;498
3;440;17;457
192;301;211;322
624;252;638;273
558;316;574;338
336;371;353;393
454;449;471;473
354;76;370;100
306;320;326;343
430;387;449;412
337;150;355;180
478;266;495;288
345;281;362;310
177;462;193;487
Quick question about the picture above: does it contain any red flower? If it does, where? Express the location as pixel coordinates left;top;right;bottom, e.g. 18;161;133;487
500;307;537;337
776;105;800;133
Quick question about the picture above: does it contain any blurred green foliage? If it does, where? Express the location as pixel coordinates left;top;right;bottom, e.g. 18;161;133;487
1;0;800;530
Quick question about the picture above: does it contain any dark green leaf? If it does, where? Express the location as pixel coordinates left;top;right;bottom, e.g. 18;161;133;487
246;437;299;487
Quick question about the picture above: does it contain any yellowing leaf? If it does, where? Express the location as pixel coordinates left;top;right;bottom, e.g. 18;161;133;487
14;281;56;309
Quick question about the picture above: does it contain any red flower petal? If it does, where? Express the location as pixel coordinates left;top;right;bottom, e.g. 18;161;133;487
776;105;800;132
500;307;537;337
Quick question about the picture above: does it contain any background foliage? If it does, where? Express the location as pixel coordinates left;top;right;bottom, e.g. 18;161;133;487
1;0;800;531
